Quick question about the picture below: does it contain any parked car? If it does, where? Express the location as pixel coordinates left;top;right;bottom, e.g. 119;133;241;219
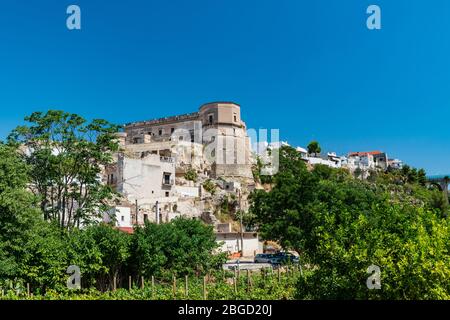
268;256;283;266
273;252;299;265
254;253;274;263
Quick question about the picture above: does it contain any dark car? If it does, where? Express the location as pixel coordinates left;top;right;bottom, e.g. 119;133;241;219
273;252;299;264
254;253;274;263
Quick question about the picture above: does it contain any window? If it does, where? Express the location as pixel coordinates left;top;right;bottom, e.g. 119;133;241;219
171;128;175;133
211;136;215;142
121;216;125;222
179;136;184;141
208;114;214;124
190;129;195;143
165;191;170;197
144;214;148;222
159;129;163;136
234;113;237;122
163;173;171;185
108;174;114;184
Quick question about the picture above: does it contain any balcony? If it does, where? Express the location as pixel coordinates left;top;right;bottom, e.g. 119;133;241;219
160;156;174;163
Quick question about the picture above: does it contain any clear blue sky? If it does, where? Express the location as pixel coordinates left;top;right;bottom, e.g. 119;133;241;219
0;0;449;174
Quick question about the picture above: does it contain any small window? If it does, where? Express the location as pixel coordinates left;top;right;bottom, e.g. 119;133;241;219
234;113;237;122
208;114;214;124
165;191;170;197
121;216;125;222
171;128;175;133
163;173;171;185
144;214;148;222
159;129;163;136
179;136;184;141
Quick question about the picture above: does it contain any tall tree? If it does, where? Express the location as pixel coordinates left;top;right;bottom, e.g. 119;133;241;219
8;111;121;230
307;141;321;157
418;168;427;186
129;217;226;278
250;145;450;299
0;143;41;278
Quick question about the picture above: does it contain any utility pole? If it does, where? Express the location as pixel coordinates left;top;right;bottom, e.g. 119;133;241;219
238;189;244;256
135;199;139;225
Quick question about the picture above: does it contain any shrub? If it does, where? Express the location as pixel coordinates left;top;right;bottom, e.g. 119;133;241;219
203;180;216;195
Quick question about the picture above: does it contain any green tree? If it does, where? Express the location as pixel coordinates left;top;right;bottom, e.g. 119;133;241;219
129;218;226;278
19;222;69;292
307;141;321;157
418;168;427;186
0;143;41;279
249;146;318;253
8;110;121;230
250;145;450;299
68;224;130;291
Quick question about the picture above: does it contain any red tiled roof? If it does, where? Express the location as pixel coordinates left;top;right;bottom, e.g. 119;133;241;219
118;227;134;234
348;151;382;157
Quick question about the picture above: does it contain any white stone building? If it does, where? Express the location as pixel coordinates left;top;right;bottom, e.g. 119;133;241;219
103;102;255;227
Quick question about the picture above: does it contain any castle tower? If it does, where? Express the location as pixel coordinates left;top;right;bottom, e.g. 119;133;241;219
199;102;253;179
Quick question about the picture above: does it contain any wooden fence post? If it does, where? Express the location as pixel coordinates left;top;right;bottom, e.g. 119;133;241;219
141;276;145;289
278;267;281;282
234;275;237;294
185;275;189;298
129;276;132;290
151;276;155;299
247;270;251;292
172;275;177;300
203;276;207;300
113;276;117;291
262;268;265;280
26;283;30;297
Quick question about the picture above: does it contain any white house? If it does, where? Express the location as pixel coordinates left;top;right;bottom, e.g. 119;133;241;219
216;232;263;257
215;223;263;257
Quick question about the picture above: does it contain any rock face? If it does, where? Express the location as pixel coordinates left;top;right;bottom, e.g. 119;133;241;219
103;102;256;227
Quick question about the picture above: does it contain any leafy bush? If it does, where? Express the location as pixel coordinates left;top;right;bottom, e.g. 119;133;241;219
202;180;216;195
68;224;130;291
129;218;226;279
184;169;198;182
